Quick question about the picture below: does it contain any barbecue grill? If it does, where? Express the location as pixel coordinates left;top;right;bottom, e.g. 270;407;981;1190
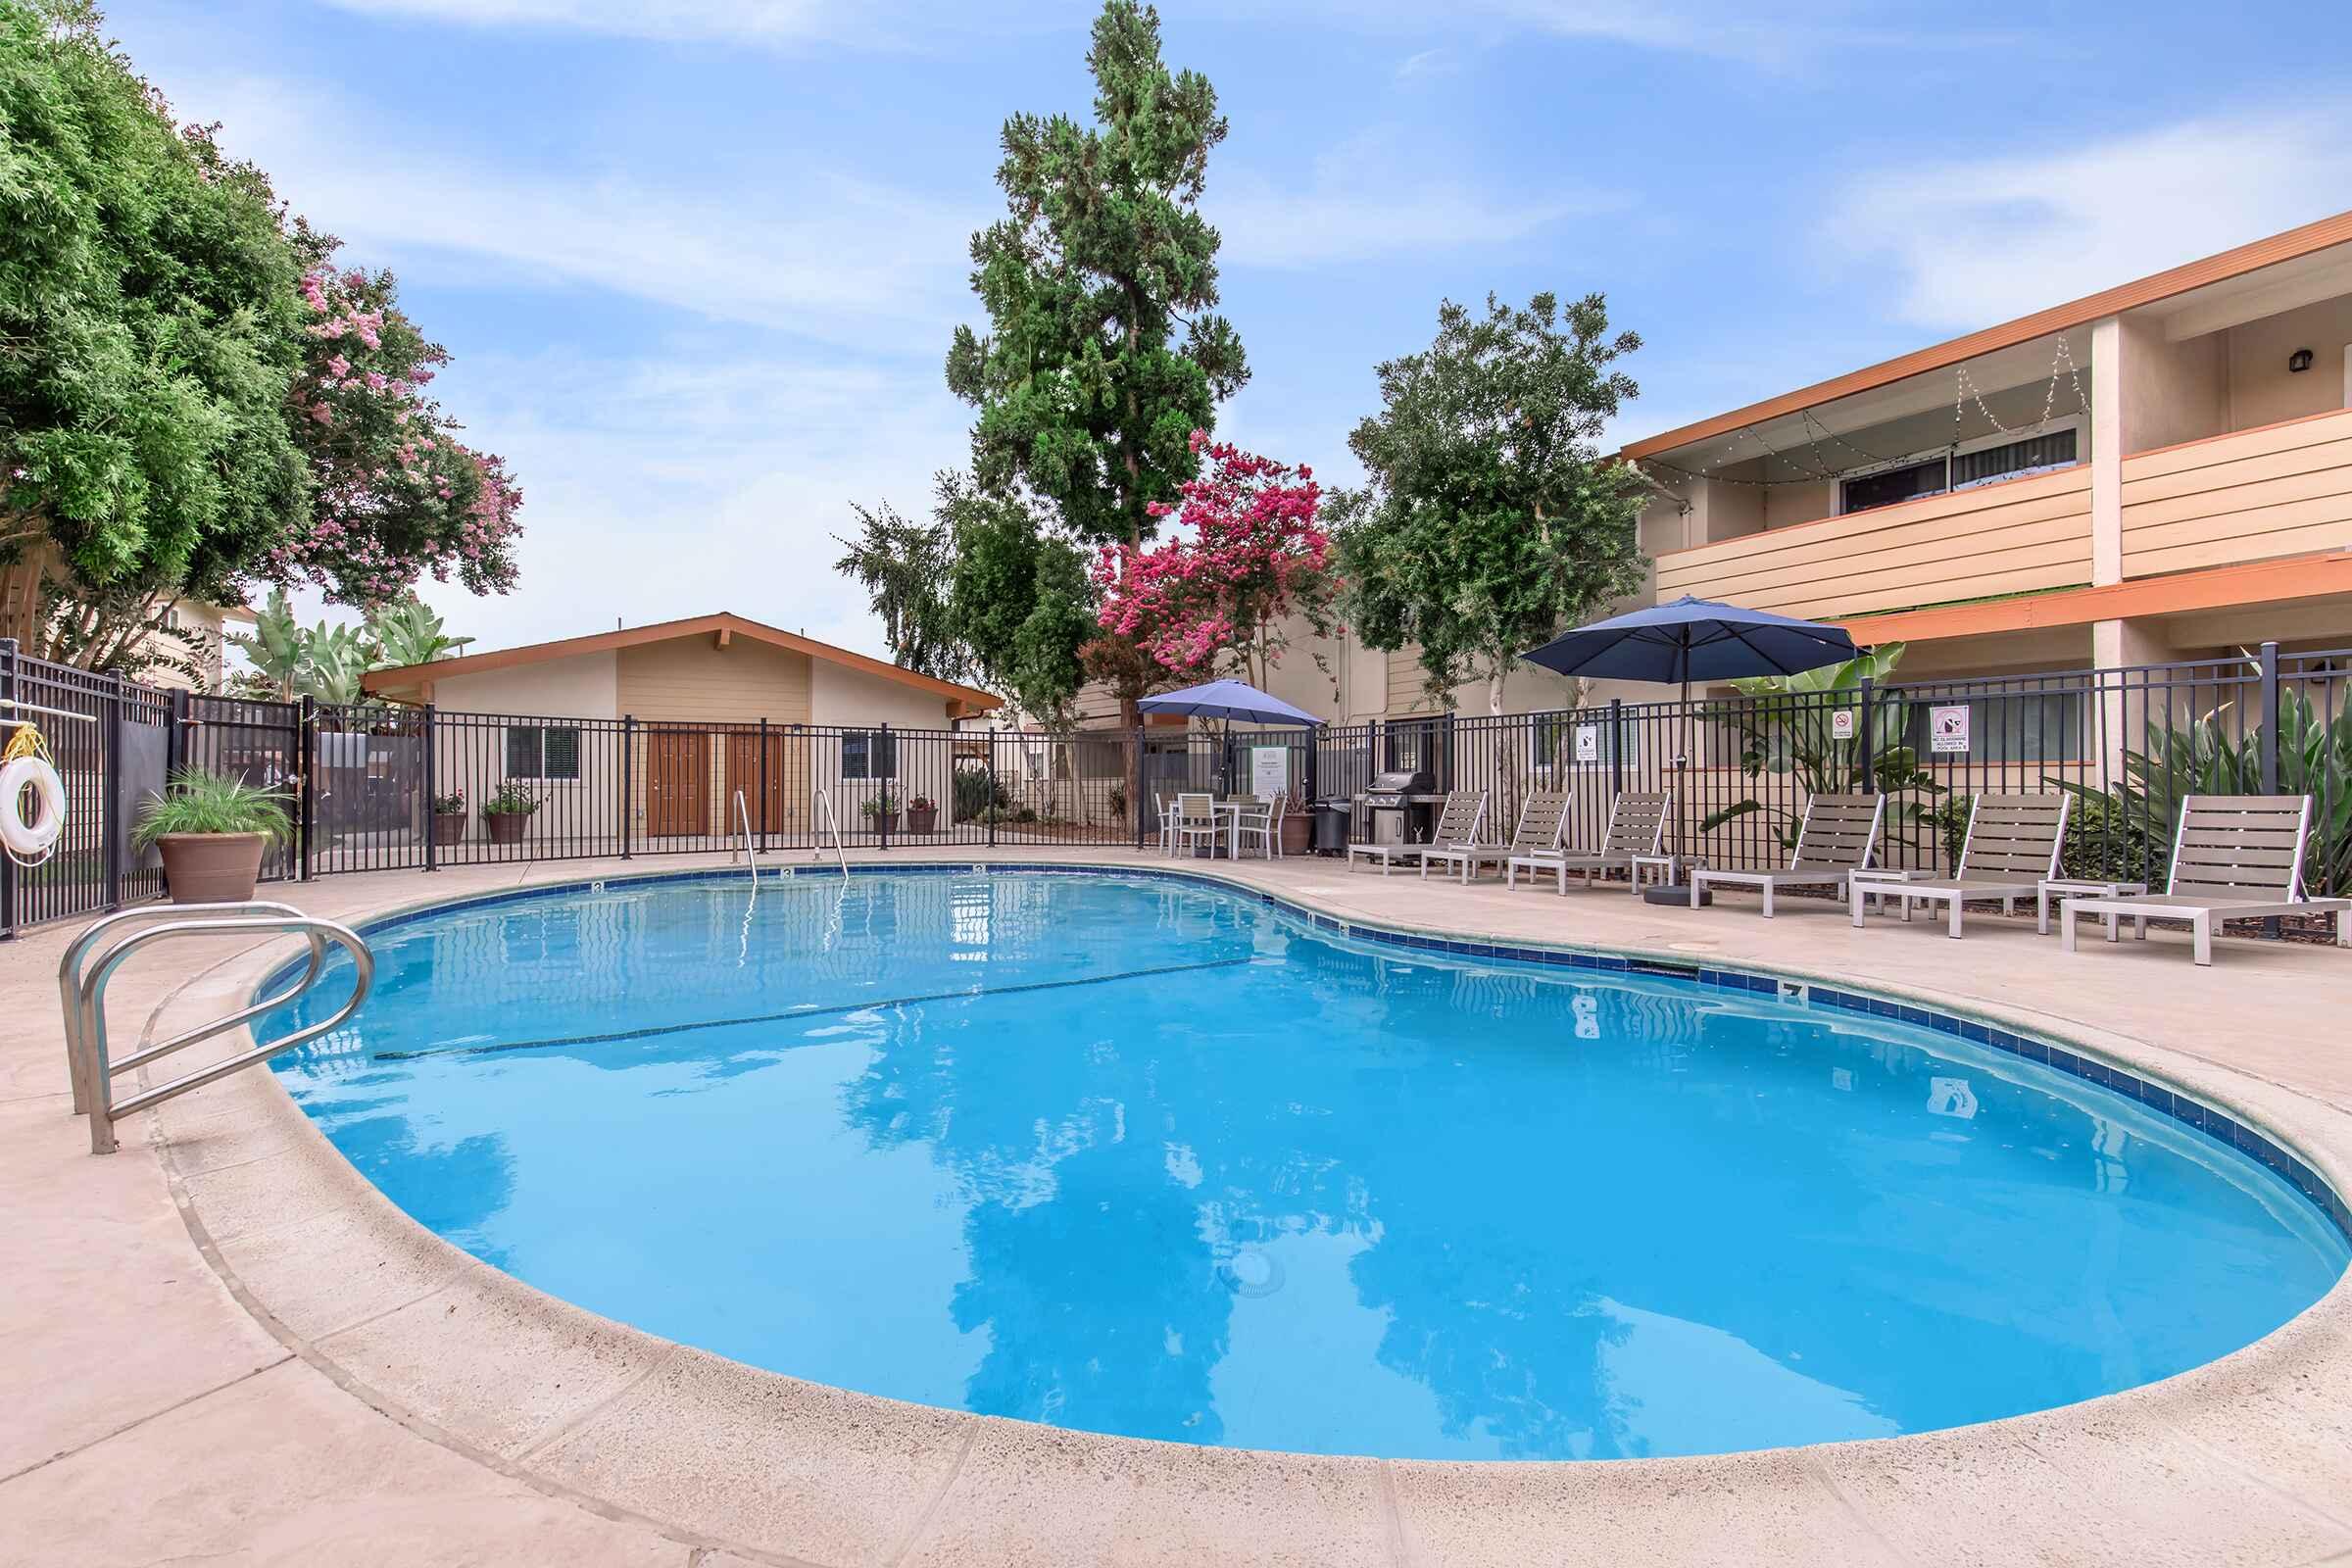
1362;768;1437;845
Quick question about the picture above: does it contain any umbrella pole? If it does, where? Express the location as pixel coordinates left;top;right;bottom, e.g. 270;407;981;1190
1677;674;1690;866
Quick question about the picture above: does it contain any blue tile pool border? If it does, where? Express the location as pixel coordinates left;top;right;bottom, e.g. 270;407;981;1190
276;859;2352;1246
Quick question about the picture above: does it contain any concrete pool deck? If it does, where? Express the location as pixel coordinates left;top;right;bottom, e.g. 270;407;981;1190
2;847;2348;1567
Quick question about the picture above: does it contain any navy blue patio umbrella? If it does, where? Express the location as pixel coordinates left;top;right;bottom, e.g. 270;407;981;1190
1138;678;1323;799
1520;596;1859;874
1135;678;1324;728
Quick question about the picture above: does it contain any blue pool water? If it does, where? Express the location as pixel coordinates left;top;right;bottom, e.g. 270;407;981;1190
265;870;2347;1460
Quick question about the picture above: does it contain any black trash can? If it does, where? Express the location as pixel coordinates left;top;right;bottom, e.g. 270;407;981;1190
1309;799;1353;855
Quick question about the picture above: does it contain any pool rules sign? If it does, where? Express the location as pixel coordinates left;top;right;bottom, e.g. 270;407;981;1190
1929;705;1971;755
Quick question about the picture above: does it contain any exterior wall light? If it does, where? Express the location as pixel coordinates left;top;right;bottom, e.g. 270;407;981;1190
2288;348;2315;373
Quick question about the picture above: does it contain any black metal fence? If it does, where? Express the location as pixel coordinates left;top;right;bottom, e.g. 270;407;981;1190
3;635;2346;938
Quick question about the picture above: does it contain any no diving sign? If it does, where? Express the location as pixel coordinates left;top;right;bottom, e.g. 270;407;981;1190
1929;705;1971;755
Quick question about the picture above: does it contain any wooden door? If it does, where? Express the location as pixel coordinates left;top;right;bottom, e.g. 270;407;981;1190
723;733;807;836
646;729;710;838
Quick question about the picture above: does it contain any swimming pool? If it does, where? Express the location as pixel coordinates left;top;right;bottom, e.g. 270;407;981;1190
264;868;2347;1462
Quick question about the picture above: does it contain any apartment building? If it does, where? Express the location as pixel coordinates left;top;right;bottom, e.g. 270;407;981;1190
1221;208;2352;730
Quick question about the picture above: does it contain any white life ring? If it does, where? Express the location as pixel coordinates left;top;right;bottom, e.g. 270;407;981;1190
0;754;67;858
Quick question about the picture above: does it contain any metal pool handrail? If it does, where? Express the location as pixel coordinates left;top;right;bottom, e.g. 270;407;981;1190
811;787;847;875
729;788;764;885
58;901;324;1116
75;913;372;1155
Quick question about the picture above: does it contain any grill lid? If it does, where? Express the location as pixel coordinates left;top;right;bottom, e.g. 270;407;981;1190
1365;768;1434;798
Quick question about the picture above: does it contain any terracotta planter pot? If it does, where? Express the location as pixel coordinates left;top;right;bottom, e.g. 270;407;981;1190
1279;813;1311;857
431;811;467;847
485;810;535;846
157;833;269;905
906;807;938;834
865;811;900;836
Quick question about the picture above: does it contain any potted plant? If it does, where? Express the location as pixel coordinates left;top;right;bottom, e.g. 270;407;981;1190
906;794;938;834
132;768;292;904
483;781;540;845
859;789;903;836
1278;788;1312;857
431;790;468;847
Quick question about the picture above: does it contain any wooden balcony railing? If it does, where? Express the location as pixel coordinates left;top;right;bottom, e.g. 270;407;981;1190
2121;407;2352;579
1652;466;2093;620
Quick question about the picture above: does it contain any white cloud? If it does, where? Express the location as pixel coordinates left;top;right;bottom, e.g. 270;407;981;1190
1828;107;2352;331
191;73;979;348
1211;132;1622;270
377;346;970;659
313;0;886;46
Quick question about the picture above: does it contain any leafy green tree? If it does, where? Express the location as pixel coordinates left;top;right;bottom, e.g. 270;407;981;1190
834;488;972;683
944;474;1094;725
1;0;308;665
944;0;1247;555
1334;291;1651;719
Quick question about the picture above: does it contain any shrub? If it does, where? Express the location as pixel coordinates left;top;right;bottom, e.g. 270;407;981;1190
953;767;1005;822
484;782;540;815
130;769;292;848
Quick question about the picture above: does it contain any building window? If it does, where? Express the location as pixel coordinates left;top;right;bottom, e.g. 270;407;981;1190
842;728;897;780
506;725;581;779
1841;457;1948;514
1839;425;2081;515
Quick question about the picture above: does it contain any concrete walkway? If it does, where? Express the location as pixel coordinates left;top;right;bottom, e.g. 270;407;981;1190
2;848;2348;1566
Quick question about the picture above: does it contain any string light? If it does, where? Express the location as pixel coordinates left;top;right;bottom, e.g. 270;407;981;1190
1641;338;2091;496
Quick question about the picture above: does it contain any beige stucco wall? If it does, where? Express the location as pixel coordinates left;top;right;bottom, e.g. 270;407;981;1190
2225;292;2352;430
430;650;620;718
808;660;960;831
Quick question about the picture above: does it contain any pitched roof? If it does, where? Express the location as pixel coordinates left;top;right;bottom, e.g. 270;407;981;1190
1621;207;2352;463
362;611;1002;713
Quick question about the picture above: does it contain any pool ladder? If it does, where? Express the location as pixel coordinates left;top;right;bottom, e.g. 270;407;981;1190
810;787;848;875
59;902;373;1155
729;789;766;885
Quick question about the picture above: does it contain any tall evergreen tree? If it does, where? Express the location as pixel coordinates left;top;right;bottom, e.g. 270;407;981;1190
945;0;1247;555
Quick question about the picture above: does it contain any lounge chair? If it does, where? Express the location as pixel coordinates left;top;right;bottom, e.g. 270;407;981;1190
1849;793;2069;939
1690;793;1885;917
1347;790;1488;876
1506;790;1671;894
1422;790;1570;883
2061;794;2352;965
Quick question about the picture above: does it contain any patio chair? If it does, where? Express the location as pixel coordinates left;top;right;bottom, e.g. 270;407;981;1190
1423;790;1570;883
1506;790;1671;894
1170;792;1221;858
1152;793;1179;856
1233;795;1279;859
1690;793;1885;917
2060;794;2352;965
1347;790;1489;876
1848;793;2069;939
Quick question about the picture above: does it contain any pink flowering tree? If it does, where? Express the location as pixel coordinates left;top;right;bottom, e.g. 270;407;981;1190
1093;431;1338;692
260;237;523;608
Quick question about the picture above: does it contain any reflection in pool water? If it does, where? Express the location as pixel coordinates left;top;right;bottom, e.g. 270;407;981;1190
267;871;2348;1460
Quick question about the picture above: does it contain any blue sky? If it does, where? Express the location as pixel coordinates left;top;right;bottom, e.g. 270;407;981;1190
103;0;2352;659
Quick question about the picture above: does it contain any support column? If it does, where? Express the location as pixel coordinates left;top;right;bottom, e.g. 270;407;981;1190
2089;315;2125;589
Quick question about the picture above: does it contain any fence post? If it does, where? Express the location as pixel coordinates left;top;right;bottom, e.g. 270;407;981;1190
878;721;892;852
1608;698;1624;797
2258;641;2281;797
297;696;318;882
621;714;635;859
103;672;124;908
988;729;999;850
2259;642;2282;936
758;716;769;852
1856;676;1877;795
421;703;439;872
0;638;16;939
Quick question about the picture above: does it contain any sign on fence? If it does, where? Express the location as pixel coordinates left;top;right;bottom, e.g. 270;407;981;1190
1573;724;1600;763
1928;705;1972;755
1830;709;1856;741
1250;746;1289;798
